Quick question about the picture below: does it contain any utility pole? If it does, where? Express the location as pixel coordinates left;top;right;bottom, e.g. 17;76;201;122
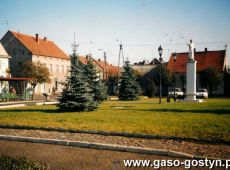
117;43;124;85
103;51;108;80
71;32;79;55
71;33;79;67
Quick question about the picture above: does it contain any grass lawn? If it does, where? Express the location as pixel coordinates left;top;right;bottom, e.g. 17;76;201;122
0;98;229;140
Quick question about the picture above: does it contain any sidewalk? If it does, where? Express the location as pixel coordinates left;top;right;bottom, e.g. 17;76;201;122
0;100;58;108
0;140;191;170
0;128;229;159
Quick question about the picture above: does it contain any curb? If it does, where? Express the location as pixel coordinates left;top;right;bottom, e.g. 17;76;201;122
0;124;229;145
0;135;193;159
0;135;227;161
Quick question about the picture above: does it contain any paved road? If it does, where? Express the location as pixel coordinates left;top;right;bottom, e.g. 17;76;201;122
0;140;225;170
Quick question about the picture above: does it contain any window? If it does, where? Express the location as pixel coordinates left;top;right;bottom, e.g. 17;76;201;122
50;64;52;73
62;65;64;73
56;65;59;73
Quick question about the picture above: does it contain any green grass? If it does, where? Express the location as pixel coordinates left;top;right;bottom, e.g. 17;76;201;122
0;155;46;170
0;98;229;140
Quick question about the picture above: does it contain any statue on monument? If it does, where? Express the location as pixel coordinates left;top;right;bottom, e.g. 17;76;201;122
187;39;194;60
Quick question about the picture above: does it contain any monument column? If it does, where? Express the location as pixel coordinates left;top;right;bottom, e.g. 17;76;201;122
185;40;197;101
186;60;197;100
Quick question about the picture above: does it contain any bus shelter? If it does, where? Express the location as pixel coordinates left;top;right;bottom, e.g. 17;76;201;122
0;77;32;101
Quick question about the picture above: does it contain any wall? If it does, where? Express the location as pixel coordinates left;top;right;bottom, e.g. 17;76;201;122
0;57;9;77
131;65;156;75
32;55;70;94
1;32;32;77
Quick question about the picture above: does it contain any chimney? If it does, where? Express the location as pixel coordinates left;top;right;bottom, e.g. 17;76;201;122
194;48;196;52
205;48;208;52
35;34;39;43
44;37;47;41
98;59;101;62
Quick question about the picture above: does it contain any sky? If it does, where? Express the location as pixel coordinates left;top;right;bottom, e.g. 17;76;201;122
0;0;230;65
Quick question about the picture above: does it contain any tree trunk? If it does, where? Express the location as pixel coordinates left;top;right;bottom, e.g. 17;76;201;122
32;84;37;101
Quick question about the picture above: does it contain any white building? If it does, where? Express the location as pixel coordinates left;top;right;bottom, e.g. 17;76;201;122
0;43;10;93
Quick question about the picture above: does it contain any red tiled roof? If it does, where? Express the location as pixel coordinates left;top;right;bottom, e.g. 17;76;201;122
167;50;226;73
79;56;119;76
79;56;103;71
94;58;119;76
10;31;69;60
107;64;119;76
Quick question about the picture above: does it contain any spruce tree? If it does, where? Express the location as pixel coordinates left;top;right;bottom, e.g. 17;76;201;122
118;60;141;100
83;59;107;103
58;54;97;112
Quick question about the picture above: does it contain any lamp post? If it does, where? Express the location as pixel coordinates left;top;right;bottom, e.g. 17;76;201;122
158;45;163;104
173;52;177;102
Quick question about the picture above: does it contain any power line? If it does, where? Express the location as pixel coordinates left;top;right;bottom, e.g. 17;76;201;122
39;34;230;47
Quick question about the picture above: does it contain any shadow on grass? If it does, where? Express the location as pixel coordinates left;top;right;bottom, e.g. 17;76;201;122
0;108;61;114
1;108;230;115
121;108;230;114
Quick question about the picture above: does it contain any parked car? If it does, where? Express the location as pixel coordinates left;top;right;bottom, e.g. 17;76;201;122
196;89;208;99
168;88;184;98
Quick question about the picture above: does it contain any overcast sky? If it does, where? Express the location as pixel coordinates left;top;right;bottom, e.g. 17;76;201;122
0;0;230;65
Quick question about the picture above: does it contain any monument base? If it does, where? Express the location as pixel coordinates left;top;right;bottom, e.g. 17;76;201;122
186;93;196;101
183;94;203;103
183;99;203;103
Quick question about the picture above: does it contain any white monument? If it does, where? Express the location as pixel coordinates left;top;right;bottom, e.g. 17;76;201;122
185;40;199;102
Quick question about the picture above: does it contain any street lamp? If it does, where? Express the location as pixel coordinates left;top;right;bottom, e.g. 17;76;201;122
158;45;163;104
173;52;177;102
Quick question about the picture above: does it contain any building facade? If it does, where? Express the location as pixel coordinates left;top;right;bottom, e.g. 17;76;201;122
0;43;11;93
131;58;160;76
1;31;70;94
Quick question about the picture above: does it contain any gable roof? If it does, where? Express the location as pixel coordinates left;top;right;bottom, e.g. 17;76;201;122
79;56;119;76
9;31;69;60
167;50;226;73
149;58;161;65
0;43;10;58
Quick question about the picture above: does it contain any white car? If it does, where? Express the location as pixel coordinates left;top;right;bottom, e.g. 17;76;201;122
196;89;208;99
168;88;184;98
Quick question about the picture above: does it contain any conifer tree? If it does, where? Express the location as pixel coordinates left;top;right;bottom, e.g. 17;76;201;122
58;54;97;112
83;59;107;103
118;60;141;100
